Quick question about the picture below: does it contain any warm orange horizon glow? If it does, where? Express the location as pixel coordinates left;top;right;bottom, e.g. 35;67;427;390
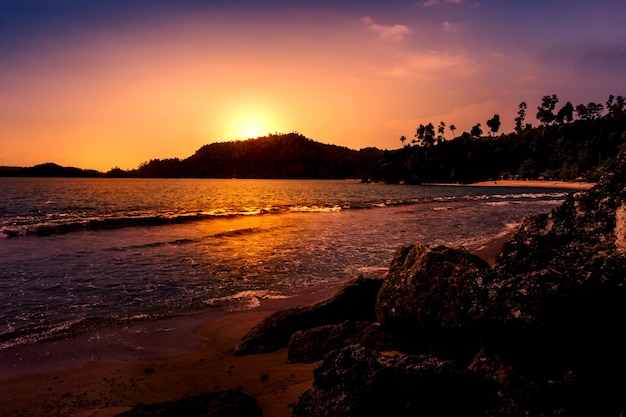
1;2;624;171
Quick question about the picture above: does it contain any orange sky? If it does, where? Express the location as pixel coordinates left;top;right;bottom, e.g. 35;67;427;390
1;1;625;171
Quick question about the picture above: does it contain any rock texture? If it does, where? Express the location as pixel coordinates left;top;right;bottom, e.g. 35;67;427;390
294;153;626;416
287;320;395;363
375;243;490;358
292;345;491;417
234;276;383;355
114;390;262;417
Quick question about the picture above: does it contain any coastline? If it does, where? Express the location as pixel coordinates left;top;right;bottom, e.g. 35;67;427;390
424;179;594;190
0;239;509;417
467;179;594;190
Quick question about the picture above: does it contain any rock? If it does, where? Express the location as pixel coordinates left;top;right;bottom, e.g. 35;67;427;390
234;276;383;355
375;243;490;359
114;390;262;417
462;156;626;415
292;345;492;417
287;320;395;363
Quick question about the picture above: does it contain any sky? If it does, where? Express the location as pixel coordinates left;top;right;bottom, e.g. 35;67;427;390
1;0;625;171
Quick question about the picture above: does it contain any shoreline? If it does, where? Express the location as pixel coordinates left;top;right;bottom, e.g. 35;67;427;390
459;179;593;190
0;239;509;417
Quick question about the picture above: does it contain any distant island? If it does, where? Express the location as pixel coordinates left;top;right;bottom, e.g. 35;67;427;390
2;93;624;184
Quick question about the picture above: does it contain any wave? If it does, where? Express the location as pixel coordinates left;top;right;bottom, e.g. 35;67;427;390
1;191;568;239
0;313;161;350
204;290;290;310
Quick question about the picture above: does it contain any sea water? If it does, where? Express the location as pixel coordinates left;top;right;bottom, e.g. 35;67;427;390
0;177;573;349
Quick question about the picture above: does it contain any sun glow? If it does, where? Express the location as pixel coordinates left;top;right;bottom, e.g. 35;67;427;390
239;120;266;139
225;110;279;140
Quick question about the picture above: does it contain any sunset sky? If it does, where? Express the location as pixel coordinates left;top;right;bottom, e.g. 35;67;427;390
1;0;625;171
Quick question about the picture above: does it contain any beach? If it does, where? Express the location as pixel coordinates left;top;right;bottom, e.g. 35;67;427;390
0;178;572;416
0;238;508;417
467;179;594;190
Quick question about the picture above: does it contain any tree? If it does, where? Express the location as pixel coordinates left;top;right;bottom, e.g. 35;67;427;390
555;101;574;124
608;95;625;119
575;103;589;120
514;102;527;132
536;94;558;126
400;135;407;147
449;124;457;138
437;121;446;143
470;123;483;137
586;102;604;120
424;123;436;146
415;124;426;146
576;102;604;121
486;114;501;136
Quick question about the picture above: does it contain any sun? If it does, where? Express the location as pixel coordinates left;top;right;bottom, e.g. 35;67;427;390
216;103;282;141
240;120;265;139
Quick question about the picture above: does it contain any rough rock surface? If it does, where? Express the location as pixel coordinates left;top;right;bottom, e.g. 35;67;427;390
292;345;491;417
114;390;262;417
294;154;626;416
287;320;395;363
375;243;490;358
234;276;383;355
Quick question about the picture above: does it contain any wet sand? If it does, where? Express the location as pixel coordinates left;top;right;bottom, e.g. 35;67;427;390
0;239;510;417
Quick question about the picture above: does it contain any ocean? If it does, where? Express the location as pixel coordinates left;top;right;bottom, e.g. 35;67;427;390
0;177;571;350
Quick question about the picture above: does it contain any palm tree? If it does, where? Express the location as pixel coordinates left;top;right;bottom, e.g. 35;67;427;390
449;124;457;138
400;135;407;147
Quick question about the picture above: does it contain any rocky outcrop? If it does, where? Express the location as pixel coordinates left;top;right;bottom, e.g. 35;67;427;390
292;345;491;417
114;390;262;417
375;243;490;358
293;154;626;416
233;276;383;355
287;320;395;363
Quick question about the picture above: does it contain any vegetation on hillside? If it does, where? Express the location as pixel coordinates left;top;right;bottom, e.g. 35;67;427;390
125;133;383;179
374;94;626;184
2;94;624;183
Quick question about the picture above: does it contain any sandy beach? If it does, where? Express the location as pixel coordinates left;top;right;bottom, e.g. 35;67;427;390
467;179;594;190
0;236;512;417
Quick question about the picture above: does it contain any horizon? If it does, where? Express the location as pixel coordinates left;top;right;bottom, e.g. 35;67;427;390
1;0;625;171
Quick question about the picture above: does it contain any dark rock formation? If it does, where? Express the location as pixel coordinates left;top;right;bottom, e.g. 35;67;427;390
114;390;262;417
234;276;383;355
375;243;490;358
287;320;395;363
292;345;492;417
294;154;626;416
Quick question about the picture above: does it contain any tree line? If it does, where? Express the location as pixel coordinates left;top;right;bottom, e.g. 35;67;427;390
2;94;624;183
380;93;626;184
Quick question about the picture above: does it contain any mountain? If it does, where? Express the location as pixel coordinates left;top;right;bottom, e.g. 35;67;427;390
133;133;383;179
0;163;101;177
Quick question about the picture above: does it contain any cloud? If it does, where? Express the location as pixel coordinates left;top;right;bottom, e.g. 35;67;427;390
441;21;461;33
423;0;464;6
383;51;476;79
361;16;411;42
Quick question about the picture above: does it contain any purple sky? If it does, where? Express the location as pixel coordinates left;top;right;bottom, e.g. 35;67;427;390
1;0;625;170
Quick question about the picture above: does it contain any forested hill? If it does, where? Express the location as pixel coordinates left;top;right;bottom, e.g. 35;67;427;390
131;133;383;179
3;100;625;182
373;110;626;184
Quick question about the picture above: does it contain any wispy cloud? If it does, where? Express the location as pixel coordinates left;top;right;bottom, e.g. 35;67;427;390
361;16;411;42
423;0;464;6
441;21;461;33
384;51;476;79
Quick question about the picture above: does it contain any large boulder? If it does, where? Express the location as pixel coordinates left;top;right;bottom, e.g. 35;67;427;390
234;276;383;355
464;155;626;414
375;243;490;359
287;320;395;363
114;390;262;417
292;345;492;417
